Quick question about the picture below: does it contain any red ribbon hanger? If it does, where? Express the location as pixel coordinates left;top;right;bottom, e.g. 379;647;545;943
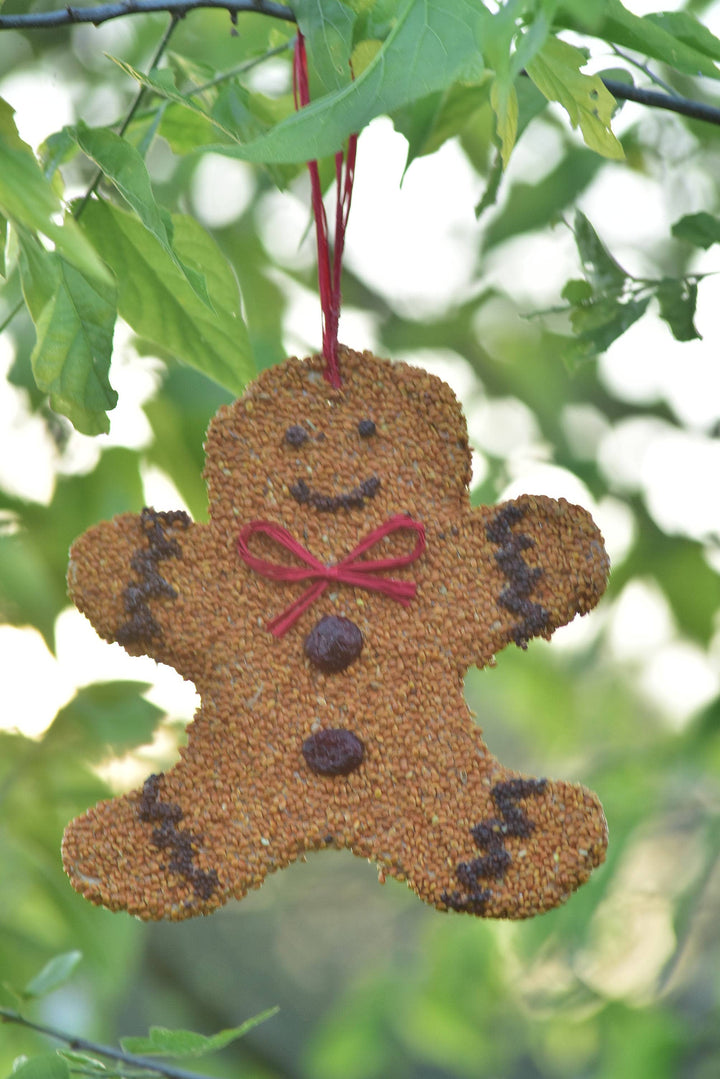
237;515;426;636
293;32;358;389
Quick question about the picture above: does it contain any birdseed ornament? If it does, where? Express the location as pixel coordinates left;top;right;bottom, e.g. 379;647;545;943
62;344;610;921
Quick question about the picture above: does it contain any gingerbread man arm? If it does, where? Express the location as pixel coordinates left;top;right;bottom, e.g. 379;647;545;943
67;507;210;676
451;494;609;668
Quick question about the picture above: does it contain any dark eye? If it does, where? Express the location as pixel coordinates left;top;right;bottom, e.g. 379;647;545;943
357;419;376;438
285;425;309;447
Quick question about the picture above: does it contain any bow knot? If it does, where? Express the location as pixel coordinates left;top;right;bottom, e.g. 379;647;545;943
237;515;426;636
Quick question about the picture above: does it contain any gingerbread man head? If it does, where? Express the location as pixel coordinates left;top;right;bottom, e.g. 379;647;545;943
63;347;609;920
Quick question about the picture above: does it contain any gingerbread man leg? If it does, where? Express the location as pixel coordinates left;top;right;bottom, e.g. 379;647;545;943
352;717;607;919
62;730;265;920
63;704;380;920
62;721;310;920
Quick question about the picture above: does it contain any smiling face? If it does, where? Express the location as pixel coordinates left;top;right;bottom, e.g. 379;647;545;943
204;347;472;541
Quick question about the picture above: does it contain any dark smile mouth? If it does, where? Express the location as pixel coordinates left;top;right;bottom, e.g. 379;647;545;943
290;475;381;512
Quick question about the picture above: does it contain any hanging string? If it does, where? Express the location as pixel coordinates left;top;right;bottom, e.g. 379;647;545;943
293;32;357;389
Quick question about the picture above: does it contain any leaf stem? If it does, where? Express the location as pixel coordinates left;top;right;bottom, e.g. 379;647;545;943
610;46;681;98
0;298;23;336
189;39;291;96
0;1009;221;1079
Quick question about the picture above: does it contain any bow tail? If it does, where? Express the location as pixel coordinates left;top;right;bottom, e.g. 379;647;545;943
268;580;329;637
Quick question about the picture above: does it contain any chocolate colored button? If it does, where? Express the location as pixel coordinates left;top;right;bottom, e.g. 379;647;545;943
302;729;365;776
304;614;363;672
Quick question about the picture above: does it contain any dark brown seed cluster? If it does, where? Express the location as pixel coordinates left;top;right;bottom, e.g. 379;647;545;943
442;778;547;913
304;614;364;672
486;504;549;648
138;774;219;901
302;729;365;776
115;508;190;646
62;346;610;922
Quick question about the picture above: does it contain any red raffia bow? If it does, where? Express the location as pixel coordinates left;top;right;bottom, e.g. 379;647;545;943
237;515;426;636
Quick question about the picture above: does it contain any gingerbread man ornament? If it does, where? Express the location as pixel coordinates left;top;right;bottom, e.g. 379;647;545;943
63;347;609;920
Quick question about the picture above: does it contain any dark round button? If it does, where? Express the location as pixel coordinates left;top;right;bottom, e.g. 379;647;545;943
304;614;363;673
302;729;365;776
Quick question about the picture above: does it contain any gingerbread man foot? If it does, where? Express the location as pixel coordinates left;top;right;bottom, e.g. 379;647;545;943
63;347;610;920
436;775;607;918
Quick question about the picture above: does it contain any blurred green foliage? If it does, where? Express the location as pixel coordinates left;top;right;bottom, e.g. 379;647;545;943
1;2;719;1078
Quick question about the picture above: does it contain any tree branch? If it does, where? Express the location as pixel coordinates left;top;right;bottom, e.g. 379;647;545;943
603;76;720;127
2;3;720;129
0;1008;220;1079
0;0;296;30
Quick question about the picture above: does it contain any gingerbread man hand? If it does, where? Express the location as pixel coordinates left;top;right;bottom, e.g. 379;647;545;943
63;347;609;921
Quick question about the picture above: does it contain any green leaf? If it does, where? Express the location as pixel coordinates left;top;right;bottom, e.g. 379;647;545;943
46;682;162;760
475;149;504;219
671;211;720;250
210;85;299;188
56;1050;107;1072
156;101;224;154
109;60;237;140
561;278;594;304
208;0;488;164
0;98;111;285
8;1053;70;1079
70;122;210;305
656;278;701;342
392;90;445;168
565;293;651;362
526;36;624;159
80;199;254;395
475;77;549;218
23;951;82;1000
573;210;628;291
648;11;720;62
39;127;80;180
120;1009;279;1058
490;77;518;168
18;232;118;435
483;7;550;168
295;0;357;93
394;82;491;172
557;0;720;80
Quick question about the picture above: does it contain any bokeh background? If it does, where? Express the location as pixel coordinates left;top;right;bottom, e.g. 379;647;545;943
1;0;720;1076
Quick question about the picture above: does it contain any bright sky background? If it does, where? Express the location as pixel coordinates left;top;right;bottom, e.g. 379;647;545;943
0;2;719;751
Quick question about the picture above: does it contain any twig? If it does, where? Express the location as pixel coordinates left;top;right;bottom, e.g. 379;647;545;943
610;45;681;98
188;39;291;95
0;1008;221;1079
0;0;295;30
